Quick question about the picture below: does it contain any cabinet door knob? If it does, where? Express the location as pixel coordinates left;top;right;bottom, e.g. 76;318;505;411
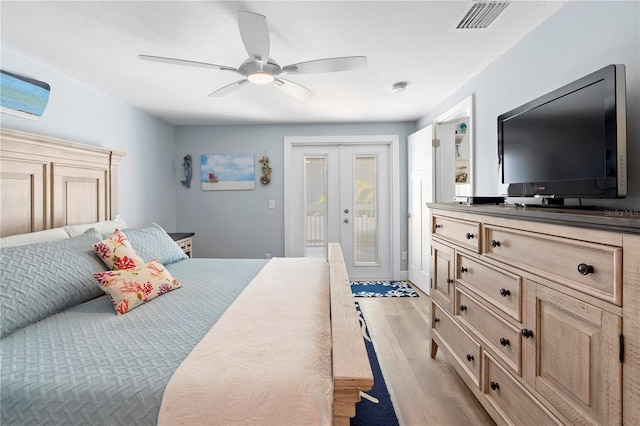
446;278;454;284
460;267;468;273
522;328;534;338
499;288;511;297
577;263;594;275
466;232;475;240
489;381;500;391
499;337;510;347
435;224;442;229
434;317;440;323
466;354;474;362
459;304;467;312
490;239;501;248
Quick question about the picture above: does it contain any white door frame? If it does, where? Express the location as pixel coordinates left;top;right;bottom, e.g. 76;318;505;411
284;134;401;280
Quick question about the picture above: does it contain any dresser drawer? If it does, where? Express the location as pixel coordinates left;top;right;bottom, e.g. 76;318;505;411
456;288;521;375
457;253;523;322
484;225;622;305
483;353;560;426
433;215;481;253
432;302;482;387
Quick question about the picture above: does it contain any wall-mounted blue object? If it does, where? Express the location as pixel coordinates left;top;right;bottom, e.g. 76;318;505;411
1;70;50;119
181;154;193;188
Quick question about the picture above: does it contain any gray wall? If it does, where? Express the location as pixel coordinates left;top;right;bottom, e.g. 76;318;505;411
175;122;415;265
417;0;640;209
1;45;178;230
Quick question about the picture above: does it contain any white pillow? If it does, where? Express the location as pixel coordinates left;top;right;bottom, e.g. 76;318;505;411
0;227;70;248
63;215;128;237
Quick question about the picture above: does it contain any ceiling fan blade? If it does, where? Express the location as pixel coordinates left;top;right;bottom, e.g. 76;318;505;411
274;79;315;100
208;79;249;97
238;11;270;65
139;54;239;73
282;56;367;74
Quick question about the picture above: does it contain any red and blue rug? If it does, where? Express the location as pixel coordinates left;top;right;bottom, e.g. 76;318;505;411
350;280;418;297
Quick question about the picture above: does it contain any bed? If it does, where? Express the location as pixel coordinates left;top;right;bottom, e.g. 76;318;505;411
0;128;373;425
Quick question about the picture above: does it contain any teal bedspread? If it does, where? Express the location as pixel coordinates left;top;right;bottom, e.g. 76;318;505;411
1;258;268;425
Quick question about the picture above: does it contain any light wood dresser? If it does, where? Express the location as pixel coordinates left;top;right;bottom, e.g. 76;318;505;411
428;203;640;425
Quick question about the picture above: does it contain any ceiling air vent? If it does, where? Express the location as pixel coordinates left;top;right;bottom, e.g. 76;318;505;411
455;1;510;29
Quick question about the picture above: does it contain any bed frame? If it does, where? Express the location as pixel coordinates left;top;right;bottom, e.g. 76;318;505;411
0;127;373;424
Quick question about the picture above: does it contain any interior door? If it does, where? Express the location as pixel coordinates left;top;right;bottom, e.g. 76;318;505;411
289;143;392;279
408;125;434;294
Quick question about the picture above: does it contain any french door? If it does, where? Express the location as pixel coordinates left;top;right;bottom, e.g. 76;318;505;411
287;142;392;280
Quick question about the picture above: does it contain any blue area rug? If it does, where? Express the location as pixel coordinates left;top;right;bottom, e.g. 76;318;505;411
350;280;419;297
352;301;399;426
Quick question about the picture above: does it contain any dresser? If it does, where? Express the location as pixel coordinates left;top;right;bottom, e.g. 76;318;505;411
428;203;640;425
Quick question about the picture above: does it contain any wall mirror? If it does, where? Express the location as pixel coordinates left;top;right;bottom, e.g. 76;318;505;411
434;95;474;201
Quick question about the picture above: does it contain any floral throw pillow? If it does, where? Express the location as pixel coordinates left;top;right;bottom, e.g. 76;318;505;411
93;229;144;270
93;259;182;315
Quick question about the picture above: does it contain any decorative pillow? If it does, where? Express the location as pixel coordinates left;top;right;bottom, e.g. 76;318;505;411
122;223;188;265
93;259;182;315
0;227;70;248
92;229;144;270
63;215;128;238
0;228;106;338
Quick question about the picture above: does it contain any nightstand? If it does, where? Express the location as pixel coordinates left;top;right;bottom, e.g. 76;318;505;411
168;232;194;258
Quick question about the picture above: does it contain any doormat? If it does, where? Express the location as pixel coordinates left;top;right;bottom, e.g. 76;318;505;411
350;280;418;297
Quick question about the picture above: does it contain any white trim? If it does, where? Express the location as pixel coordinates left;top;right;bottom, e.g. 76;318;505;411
284;134;401;280
435;94;475;196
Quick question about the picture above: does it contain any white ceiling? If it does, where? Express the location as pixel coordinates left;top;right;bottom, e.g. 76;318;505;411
1;1;566;126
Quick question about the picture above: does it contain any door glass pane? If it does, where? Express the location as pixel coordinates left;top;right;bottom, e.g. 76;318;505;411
354;156;377;263
305;156;327;259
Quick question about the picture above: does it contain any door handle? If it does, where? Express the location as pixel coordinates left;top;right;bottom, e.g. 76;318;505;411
344;218;349;223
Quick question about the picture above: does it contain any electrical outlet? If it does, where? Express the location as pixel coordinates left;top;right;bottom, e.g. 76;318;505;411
401;251;407;260
265;253;271;259
268;200;275;209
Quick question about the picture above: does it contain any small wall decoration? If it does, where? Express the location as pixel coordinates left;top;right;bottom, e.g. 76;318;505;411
181;154;193;188
1;70;51;120
201;154;255;191
259;154;271;184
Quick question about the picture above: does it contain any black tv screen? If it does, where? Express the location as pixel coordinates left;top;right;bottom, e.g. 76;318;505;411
498;64;627;200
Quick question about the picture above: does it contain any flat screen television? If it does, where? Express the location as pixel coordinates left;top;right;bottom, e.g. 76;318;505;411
498;64;627;205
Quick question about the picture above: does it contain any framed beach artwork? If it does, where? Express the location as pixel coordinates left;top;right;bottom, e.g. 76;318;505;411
1;70;50;119
201;154;255;190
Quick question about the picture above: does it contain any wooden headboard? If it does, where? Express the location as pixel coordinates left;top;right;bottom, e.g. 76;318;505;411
0;128;124;237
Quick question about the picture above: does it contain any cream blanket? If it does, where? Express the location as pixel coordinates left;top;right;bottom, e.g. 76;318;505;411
158;257;333;426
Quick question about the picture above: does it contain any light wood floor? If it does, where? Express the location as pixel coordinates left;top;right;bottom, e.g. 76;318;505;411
357;287;495;426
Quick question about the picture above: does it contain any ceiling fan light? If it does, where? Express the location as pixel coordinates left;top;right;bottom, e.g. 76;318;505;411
248;72;275;85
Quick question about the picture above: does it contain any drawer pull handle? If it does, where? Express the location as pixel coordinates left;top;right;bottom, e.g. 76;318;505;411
577;263;594;275
489;381;500;391
490;239;501;248
460;267;468;273
499;337;510;347
459;304;467;312
446;278;454;284
522;328;534;339
499;288;511;297
466;233;475;240
434;318;440;323
435;224;442;229
466;354;474;362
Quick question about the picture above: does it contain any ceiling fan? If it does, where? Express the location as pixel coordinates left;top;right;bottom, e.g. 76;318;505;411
139;11;367;99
